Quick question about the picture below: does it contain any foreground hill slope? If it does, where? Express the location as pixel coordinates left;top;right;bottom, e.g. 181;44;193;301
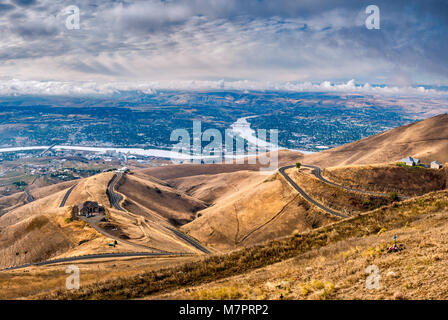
156;190;448;300
303;113;448;167
40;188;448;300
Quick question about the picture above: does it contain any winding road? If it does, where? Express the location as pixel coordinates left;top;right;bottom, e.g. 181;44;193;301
279;163;408;219
279;165;348;218
59;184;78;207
107;172;211;254
164;226;210;254
107;173;125;211
57;176;168;252
302;164;404;198
2;173;201;271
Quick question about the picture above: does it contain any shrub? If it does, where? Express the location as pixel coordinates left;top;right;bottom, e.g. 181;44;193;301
295;162;301;169
389;192;399;202
362;200;371;208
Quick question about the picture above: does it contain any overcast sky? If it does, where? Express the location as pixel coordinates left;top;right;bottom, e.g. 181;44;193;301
0;0;447;89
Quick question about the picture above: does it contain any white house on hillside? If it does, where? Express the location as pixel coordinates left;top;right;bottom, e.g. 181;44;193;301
401;156;420;166
431;160;441;169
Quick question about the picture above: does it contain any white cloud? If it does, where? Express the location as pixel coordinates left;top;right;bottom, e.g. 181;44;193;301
0;1;446;84
0;78;446;97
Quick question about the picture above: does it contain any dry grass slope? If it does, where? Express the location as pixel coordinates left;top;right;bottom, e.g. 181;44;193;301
181;172;336;251
117;173;207;226
37;187;448;300
323;164;447;196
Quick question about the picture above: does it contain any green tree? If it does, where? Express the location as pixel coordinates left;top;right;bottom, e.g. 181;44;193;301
295;162;301;169
13;181;28;187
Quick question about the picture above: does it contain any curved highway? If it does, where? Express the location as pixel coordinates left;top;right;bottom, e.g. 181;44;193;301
164;226;210;254
58;177;169;252
302;164;400;198
279;163;408;219
107;173;125;211
107;173;211;254
59;184;77;207
279;165;348;218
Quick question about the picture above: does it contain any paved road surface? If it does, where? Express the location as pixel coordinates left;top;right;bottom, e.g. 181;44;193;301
302;164;403;198
1;251;192;271
279;165;348;218
59;184;77;207
279;163;410;218
107;173;210;254
165;226;210;254
107;173;125;211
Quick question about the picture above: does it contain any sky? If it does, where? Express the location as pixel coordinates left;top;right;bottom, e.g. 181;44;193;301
0;0;447;93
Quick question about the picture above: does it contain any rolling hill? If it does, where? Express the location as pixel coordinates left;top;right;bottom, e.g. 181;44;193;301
2;113;448;299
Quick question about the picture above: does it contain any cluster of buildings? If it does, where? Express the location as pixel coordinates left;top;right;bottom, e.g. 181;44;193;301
400;156;442;169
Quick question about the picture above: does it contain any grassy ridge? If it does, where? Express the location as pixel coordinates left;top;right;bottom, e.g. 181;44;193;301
39;190;448;299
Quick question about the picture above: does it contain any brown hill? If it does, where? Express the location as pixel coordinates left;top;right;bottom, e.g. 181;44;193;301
137;150;303;181
0;172;201;269
0;180;77;217
0;187;99;268
323;164;448;197
180;172;337;252
116;172;207;226
303;113;448;167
